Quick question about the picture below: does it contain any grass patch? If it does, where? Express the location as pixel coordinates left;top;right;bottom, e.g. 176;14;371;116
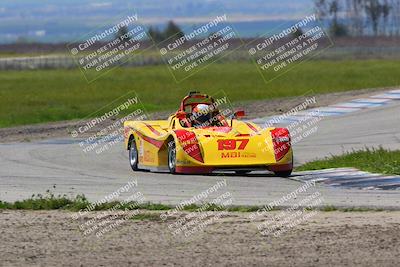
342;207;384;212
130;213;163;221
0;192;82;210
320;205;339;212
226;205;262;212
0;192;173;211
0;193;260;213
0;193;389;212
296;147;400;175
0;60;399;127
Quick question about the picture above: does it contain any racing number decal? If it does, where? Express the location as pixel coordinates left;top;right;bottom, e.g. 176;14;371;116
217;139;249;150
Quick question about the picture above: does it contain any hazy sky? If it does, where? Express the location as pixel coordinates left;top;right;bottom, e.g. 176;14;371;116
0;0;313;22
0;0;314;42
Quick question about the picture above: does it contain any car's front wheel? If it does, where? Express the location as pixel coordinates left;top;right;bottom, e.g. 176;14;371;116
168;140;177;174
274;154;293;177
129;137;139;171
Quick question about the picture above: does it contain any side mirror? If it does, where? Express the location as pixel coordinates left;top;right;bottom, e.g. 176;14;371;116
234;110;245;119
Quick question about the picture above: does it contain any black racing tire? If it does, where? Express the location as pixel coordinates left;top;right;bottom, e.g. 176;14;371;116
235;170;251;175
128;137;139;171
274;170;293;178
168;140;177;174
274;154;293;177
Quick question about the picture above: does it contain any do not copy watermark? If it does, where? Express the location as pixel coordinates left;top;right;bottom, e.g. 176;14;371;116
249;181;324;238
69;91;148;155
158;14;242;82
247;14;333;84
160;179;233;240
68;12;151;82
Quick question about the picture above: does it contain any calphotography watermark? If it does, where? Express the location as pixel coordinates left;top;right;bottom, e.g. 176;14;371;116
158;13;242;82
70;91;148;155
260;96;319;128
67;12;151;82
160;179;233;239
249;181;324;237
254;95;324;155
247;14;333;83
71;180;146;238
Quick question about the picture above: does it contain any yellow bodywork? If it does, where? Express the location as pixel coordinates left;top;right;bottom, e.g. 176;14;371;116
124;114;293;174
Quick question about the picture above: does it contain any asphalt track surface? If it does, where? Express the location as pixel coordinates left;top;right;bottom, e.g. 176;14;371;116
0;100;400;208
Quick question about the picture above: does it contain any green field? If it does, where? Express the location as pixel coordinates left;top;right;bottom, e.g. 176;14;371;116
0;60;399;128
297;148;400;176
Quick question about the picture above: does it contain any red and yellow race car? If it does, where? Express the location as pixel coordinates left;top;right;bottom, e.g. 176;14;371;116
123;92;293;176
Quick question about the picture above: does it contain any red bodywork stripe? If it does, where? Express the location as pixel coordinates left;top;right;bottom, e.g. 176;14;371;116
135;131;164;148
267;163;293;172
174;129;204;163
245;122;259;134
200;126;231;133
270;128;291;161
144;123;162;136
175;166;214;174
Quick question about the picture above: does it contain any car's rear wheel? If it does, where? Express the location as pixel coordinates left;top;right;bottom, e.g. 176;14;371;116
168;140;177;174
129;137;139;171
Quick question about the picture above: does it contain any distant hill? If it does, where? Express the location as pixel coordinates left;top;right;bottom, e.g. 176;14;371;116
0;0;313;43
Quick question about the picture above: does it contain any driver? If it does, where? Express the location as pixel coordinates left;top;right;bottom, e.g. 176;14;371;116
191;104;213;127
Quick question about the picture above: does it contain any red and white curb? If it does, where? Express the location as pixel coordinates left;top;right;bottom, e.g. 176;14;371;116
251;89;400;125
292;167;400;190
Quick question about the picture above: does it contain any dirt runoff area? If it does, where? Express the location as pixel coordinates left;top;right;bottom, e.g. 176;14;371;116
0;87;395;143
0;210;399;267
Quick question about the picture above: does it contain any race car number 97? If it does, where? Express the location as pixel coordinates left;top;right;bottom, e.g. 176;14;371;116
217;139;249;150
